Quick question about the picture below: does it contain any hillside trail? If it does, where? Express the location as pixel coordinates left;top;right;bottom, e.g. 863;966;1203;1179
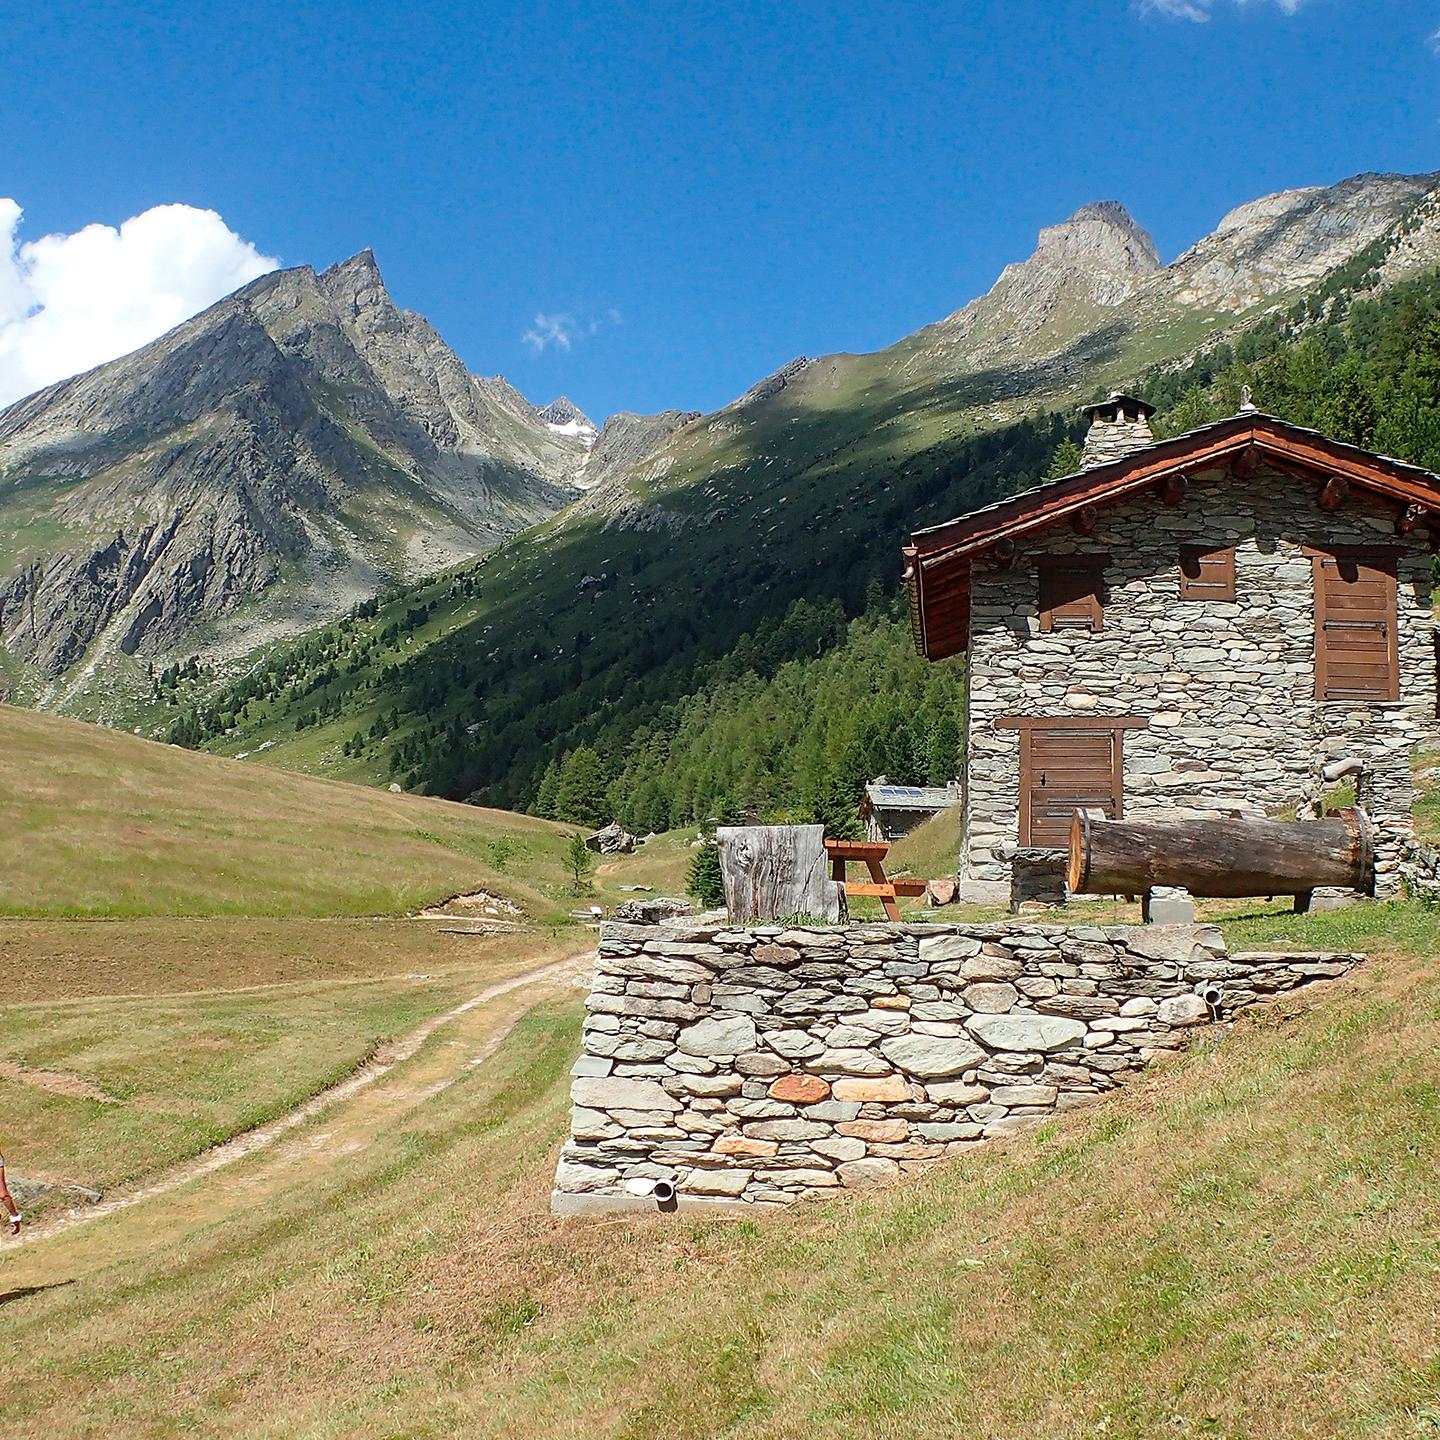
1;948;593;1263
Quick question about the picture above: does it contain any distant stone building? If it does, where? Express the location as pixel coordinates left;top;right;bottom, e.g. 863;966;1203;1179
904;393;1440;902
861;778;960;843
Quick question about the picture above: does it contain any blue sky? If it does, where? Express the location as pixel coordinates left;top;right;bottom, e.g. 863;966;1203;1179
3;0;1437;420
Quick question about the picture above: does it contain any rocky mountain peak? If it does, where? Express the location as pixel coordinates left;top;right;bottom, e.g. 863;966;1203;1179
1033;201;1163;277
315;247;396;327
319;246;383;288
916;201;1164;369
0;248;588;686
537;396;598;432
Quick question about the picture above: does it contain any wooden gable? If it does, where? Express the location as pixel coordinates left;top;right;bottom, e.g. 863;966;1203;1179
903;413;1440;661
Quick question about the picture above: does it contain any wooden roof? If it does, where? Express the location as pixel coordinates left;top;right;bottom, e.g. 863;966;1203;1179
903;412;1440;661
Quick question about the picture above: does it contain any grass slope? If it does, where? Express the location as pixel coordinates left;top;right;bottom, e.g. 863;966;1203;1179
0;704;581;918
4;902;1439;1437
884;803;964;883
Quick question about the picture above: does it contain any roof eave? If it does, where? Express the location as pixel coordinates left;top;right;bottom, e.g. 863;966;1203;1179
902;411;1440;665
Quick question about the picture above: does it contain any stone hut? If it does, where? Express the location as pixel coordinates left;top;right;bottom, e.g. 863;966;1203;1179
861;778;961;843
903;403;1440;902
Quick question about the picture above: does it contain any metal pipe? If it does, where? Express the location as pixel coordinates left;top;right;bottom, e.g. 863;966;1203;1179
1322;757;1365;783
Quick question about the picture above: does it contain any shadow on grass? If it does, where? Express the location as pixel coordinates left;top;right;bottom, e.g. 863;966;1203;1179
0;1279;74;1307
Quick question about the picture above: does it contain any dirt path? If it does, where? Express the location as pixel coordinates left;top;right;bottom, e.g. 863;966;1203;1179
6;951;592;1250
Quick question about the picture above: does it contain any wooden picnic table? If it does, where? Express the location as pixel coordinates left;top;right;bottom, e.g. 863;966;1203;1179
823;839;927;921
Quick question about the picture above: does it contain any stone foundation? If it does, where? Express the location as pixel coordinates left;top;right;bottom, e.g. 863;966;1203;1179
552;919;1361;1214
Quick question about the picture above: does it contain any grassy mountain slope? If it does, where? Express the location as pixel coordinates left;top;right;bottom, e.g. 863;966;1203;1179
5;899;1440;1436
173;196;1440;833
0;703;583;917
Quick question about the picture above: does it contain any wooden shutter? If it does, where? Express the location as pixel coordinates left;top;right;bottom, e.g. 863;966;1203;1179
1013;720;1132;848
1038;556;1106;633
1179;544;1236;601
1312;548;1399;702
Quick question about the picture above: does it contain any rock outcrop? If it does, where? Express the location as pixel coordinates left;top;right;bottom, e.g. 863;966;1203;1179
1160;172;1436;310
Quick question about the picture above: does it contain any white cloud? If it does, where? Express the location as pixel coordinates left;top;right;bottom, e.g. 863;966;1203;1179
1141;0;1212;18
0;200;277;407
521;307;620;354
1140;0;1311;19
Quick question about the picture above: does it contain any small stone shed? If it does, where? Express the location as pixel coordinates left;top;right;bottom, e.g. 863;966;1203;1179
903;395;1440;901
861;778;960;842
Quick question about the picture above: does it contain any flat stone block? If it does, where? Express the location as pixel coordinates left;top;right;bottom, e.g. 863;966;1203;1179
837;1158;902;1187
1145;894;1196;925
831;1074;911;1103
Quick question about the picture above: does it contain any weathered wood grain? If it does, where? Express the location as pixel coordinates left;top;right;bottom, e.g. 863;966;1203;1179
1068;808;1372;899
717;825;844;922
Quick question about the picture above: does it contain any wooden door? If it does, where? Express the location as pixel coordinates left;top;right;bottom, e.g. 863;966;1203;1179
1312;549;1399;702
1020;724;1124;848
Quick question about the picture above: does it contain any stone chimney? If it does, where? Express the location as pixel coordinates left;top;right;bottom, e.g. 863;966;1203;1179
1079;391;1156;469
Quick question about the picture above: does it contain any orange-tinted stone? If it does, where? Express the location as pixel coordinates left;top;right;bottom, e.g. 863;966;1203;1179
768;1073;831;1104
871;994;912;1010
831;1074;911;1103
713;1135;780;1157
837;1119;909;1142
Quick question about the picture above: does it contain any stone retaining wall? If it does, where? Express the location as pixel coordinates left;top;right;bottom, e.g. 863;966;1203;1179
552;919;1361;1214
1400;833;1440;904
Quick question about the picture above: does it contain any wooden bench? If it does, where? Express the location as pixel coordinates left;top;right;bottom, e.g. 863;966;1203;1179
823;839;927;921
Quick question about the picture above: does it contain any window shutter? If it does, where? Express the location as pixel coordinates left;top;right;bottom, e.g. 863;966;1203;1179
1312;549;1399;702
1179;544;1236;601
1038;556;1106;633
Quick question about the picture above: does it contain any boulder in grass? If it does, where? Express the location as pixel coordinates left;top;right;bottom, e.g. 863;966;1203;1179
586;821;638;854
612;896;695;924
926;878;958;907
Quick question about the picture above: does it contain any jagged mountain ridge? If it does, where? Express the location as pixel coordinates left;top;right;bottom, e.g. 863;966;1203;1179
904;171;1439;376
579;171;1440;538
0;251;595;684
5;168;1438;729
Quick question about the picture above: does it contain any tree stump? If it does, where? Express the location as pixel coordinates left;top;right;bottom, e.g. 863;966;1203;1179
716;825;845;923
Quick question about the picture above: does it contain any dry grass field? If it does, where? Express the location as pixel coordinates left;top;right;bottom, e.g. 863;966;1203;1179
0;920;581;1198
5;708;1440;1437
2;901;1438;1438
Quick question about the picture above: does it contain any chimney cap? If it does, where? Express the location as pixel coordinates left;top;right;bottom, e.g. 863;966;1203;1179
1079;390;1156;422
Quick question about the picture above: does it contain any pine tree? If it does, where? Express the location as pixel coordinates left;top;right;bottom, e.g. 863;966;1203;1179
556;745;610;827
815;768;862;840
1044;437;1084;479
687;828;725;908
533;759;561;818
565;831;597;894
924;714;961;786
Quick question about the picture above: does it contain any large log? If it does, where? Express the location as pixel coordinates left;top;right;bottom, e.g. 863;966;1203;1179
1067;808;1372;899
717;825;846;923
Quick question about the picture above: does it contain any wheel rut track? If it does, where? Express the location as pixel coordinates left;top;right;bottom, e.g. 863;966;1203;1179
6;951;591;1248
